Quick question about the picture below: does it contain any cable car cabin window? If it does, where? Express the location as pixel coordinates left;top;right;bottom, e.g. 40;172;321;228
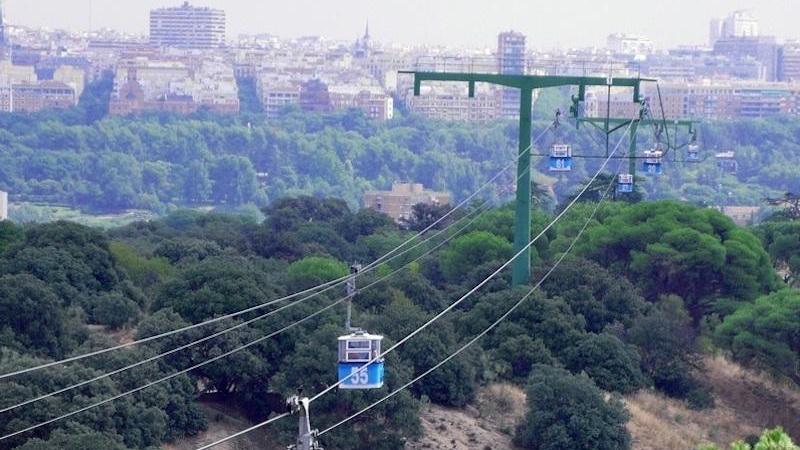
347;340;371;350
346;351;371;361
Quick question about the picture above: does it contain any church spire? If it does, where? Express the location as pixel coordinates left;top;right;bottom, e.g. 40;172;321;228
364;19;370;40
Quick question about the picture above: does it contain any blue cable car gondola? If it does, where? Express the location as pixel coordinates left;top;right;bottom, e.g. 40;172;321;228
642;149;664;175
617;174;634;193
687;144;700;161
548;144;573;172
337;332;385;390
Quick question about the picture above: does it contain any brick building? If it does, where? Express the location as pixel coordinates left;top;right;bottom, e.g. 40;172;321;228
363;183;451;223
9;81;77;112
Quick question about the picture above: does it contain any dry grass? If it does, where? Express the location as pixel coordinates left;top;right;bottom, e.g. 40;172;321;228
406;383;526;450
626;356;800;450
625;389;760;450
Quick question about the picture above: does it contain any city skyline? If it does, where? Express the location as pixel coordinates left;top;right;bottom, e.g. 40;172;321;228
3;0;800;49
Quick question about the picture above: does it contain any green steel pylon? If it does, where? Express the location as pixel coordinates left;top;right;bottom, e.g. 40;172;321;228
401;70;652;285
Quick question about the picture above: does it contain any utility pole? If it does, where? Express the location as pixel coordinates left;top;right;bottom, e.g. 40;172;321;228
287;395;323;450
400;69;651;285
345;263;361;332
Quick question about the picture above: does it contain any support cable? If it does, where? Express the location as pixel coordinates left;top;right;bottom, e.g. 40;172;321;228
0;123;555;381
0;200;490;415
0;194;500;442
319;149;626;438
309;121;633;402
200;122;633;450
195;413;292;450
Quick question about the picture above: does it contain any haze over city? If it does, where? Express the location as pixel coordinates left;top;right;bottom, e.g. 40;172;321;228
4;0;800;48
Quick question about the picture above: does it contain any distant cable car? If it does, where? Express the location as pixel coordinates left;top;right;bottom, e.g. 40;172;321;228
617;174;634;193
337;332;385;390
687;144;700;161
642;149;664;175
548;144;573;172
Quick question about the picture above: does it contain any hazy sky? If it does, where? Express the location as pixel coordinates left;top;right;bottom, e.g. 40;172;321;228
4;0;799;49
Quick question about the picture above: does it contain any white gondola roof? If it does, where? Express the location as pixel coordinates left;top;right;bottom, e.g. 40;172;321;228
339;332;383;341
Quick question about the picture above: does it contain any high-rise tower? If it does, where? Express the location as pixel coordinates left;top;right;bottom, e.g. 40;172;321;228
0;0;6;52
497;31;526;119
150;2;226;49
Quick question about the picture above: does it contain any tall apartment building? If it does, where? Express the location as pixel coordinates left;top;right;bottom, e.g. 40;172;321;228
407;84;500;123
150;2;226;49
710;10;778;80
497;31;526;119
778;42;800;82
709;18;723;46
713;36;779;80
589;81;800;121
721;10;759;39
650;82;800;120
363;183;451;223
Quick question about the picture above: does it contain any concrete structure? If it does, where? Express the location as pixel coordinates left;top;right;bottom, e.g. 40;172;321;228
150;2;226;49
778;41;800;82
0;60;85;112
407;84;499;122
110;57;238;115
713;36;778;80
363;182;450;222
709;18;723;46
607;33;654;56
719;206;759;226
299;78;332;113
9;81;77;112
0;0;6;55
497;31;526;119
639;52;765;81
0;190;6;221
52;65;86;98
257;78;301;118
0;61;37;84
329;85;393;121
721;10;759;39
620;81;800;120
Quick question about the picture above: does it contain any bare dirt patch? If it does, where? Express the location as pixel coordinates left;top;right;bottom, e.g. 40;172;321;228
406;383;525;450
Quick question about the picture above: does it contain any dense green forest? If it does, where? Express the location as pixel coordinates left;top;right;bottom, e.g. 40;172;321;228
0;194;798;449
2;93;800;216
